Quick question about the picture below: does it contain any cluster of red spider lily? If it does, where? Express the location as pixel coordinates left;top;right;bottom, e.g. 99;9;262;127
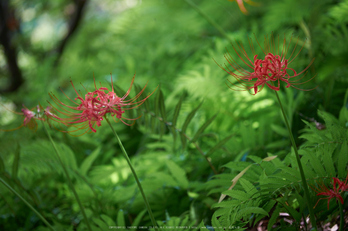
216;34;315;94
313;175;348;209
1;74;155;136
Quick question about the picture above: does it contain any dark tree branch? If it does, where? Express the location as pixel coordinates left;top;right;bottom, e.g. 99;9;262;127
0;0;88;93
0;0;23;93
54;0;88;66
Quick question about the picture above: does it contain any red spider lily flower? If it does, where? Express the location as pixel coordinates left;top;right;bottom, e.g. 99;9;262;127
313;177;347;210
47;89;105;134
0;104;47;131
334;174;348;192
228;0;258;15
215;34;316;95
46;74;155;136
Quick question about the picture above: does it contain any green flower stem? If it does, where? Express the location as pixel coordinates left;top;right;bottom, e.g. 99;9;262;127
339;202;344;231
105;117;158;230
274;90;317;230
0;177;55;231
42;122;92;231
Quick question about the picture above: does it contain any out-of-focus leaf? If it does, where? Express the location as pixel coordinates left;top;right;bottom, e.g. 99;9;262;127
172;94;184;129
321;145;336;177
80;147;101;176
100;214;115;226
131;210;146;228
12;144;20;179
271;124;288;137
338;142;348;178
0;155;6;173
191;113;217;143
180;101;203;149
205;134;234;157
117;210;125;227
167;160;189;189
236;207;268;220
92;218;108;230
158;90;166;122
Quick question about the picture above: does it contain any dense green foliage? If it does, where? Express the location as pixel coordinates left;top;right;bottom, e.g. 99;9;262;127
0;0;347;230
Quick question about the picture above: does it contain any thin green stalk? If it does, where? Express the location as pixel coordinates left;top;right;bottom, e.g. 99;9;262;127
42;122;92;231
274;90;317;230
339;202;344;231
185;0;233;44
0;177;55;231
105;117;158;230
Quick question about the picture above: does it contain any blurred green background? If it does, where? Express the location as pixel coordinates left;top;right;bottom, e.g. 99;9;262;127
0;0;347;230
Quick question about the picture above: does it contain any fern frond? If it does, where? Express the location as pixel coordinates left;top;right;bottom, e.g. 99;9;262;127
328;0;348;23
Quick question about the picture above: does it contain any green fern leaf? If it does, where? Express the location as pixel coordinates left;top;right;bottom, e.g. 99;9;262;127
280;165;301;181
240;122;256;148
92;218;109;230
212;200;241;209
211;213;223;230
329;0;348;23
131;210;146;228
205;134;234;157
166;160;189;189
191;113;217;143
80;147;101;176
157;90;167;138
281;200;301;223
235;207;268;221
302;149;326;177
158;90;167;122
117;209;125;226
180;101;203;149
172;94;184;129
338;142;348;178
268;174;298;185
57;143;78;170
270;124;288;137
254;200;276;225
221;189;250;201
321;145;337;177
154;86;161;117
100;214;115;226
170;94;185;146
265;140;290;149
247;155;262;164
218;165;252;203
300;155;317;179
267;204;281;230
239;178;258;197
195;220;205;230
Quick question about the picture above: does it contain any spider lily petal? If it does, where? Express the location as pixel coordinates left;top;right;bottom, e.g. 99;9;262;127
228;0;258;14
313;177;346;210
